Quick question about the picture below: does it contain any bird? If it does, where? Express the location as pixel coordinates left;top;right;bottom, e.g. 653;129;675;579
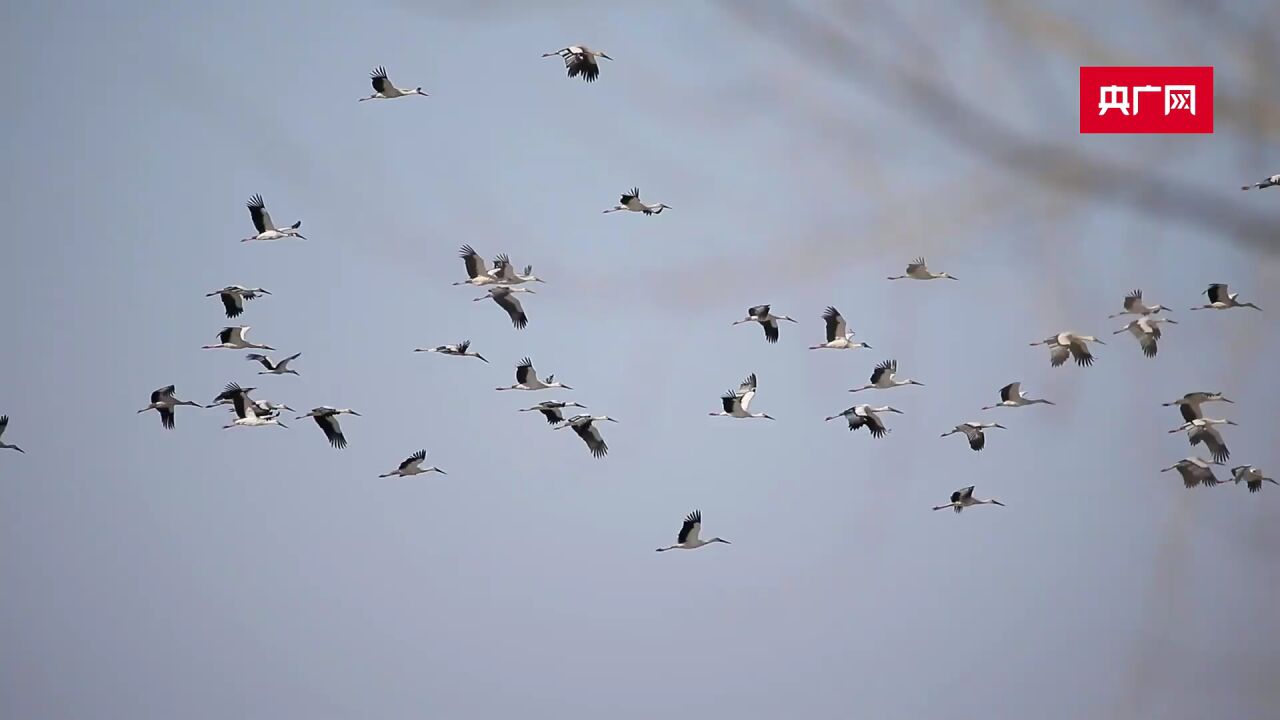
933;485;1005;513
1160;457;1224;488
1241;173;1280;190
359;66;428;101
453;245;503;288
474;286;533;329
555;414;618;458
1030;332;1104;367
489;256;545;286
888;256;957;281
378;450;446;477
1163;391;1233;423
848;359;925;392
519;400;587;425
1191;283;1261;311
496;357;572;391
221;390;288;430
246;352;302;375
202;326;275;351
136;385;202;429
413;340;488;363
941;421;1007;451
1229;465;1277;493
297;407;361;449
602;187;670;215
542;46;612;82
1168;418;1236;463
809;306;871;350
982;382;1054;410
655;510;730;552
207;382;255;409
1107;289;1170;318
709;373;774;420
241;194;303;242
732;304;798;344
1113;316;1177;358
206;286;270;319
0;415;24;454
824;404;902;438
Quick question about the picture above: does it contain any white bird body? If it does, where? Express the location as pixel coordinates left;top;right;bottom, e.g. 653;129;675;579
543;46;612;82
824;404;901;437
219;384;288;430
733;304;797;344
414;340;488;363
246;352;302;375
454;245;503;287
497;358;571;391
888;256;957;281
379;450;445;477
656;510;730;551
1191;283;1261;311
1168;418;1237;463
202;325;275;351
1230;465;1277;493
933;485;1004;513
241;194;303;242
982;382;1053;410
1030;332;1104;367
1161;457;1224;488
810;306;871;350
1113;316;1176;358
207;286;270;319
849;359;924;392
554;414;618;458
602;187;669;215
488;255;545;286
137;385;202;429
709;373;774;420
941;421;1006;451
520;400;587;425
359;66;428;100
1108;289;1169;318
297;407;361;449
1163;391;1233;423
0;415;25;453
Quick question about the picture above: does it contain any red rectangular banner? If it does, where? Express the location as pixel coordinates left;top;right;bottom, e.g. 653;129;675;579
1079;66;1213;134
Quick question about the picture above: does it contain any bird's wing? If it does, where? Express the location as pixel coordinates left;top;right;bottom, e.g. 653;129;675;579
678;511;702;544
516;357;535;384
870;360;894;383
1202;430;1229;463
999;382;1019;402
494;292;528;329
281;352;302;366
748;304;769;318
245;353;273;369
822;306;845;342
0;415;7;437
739;389;756;412
371;66;390;93
1049;344;1070;367
159;406;175;429
151;385;176;404
906;257;927;273
1122;289;1143;312
949;490;962;503
566;53;600;81
456;340;470;353
1206;283;1226;304
720;393;739;414
1068;339;1094;366
572;422;608;458
959;485;975;501
1179;402;1200;423
969;431;986;451
762;319;779;343
459;245;486;279
229;327;248;344
620;188;639;204
220;293;244;318
738;373;758;395
399;449;426;471
316;414;347;449
1138;332;1159;358
863;412;887;438
246;194;273;232
539;407;564;425
231;391;253;419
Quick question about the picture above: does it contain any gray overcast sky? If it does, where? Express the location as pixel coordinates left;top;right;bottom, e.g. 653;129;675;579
2;1;1279;718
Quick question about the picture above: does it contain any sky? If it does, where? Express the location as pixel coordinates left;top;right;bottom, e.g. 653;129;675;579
2;1;1279;718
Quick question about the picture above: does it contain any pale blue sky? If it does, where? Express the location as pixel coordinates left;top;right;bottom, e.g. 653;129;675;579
2;2;1279;718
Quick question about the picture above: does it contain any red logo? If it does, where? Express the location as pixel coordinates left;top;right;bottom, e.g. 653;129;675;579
1079;67;1213;134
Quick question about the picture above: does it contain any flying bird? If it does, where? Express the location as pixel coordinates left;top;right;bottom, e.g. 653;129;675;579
1230;465;1277;493
496;357;572;391
982;382;1054;410
1168;418;1236;463
519;400;587;425
1241;173;1280;190
136;385;202;429
555;414;618;458
474;286;533;329
602;187;669;215
207;286;270;319
1191;283;1261;311
709;373;774;420
849;359;924;392
489;256;545;286
933;485;1005;513
1161;457;1224;488
824;404;902;438
379;450;445;477
202;326;275;351
453;245;504;288
733;304;797;344
809;306;871;350
0;415;24;454
297;407;361;449
246;352;302;375
888;256;957;281
1030;332;1104;367
241;194;303;242
221;384;288;430
655;510;731;552
1108;289;1169;318
359;66;428;101
1163;391;1233;423
941;421;1006;451
542;46;612;82
413;340;488;363
1113;316;1176;358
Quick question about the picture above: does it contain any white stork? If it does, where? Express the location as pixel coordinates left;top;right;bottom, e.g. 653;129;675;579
941;421;1006;451
490;255;545;286
241;194;303;242
555;414;618;458
297;407;361;449
1191;283;1262;311
655;510;730;552
849;359;925;393
222;385;288;430
358;66;428;101
1030;332;1104;367
1163;391;1233;423
1168;418;1236;463
414;340;488;363
542;46;612;83
709;373;774;420
1113;316;1176;358
1107;289;1170;318
519;400;587;425
137;385;202;429
202;326;274;351
206;286;270;319
824;404;902;438
602;187;670;215
1241;173;1280;190
933;485;1005;513
982;382;1053;410
453;245;502;288
0;415;25;453
496;357;571;391
1230;465;1277;493
474;286;533;329
1160;457;1224;488
809;306;871;350
888;256;957;281
733;304;797;344
246;352;302;375
379;450;446;477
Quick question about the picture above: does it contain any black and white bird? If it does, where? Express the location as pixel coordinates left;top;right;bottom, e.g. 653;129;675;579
137;385;202;430
602;187;669;215
474;286;534;329
202;326;275;351
982;382;1054;410
297;407;361;449
1168;418;1236;463
849;359;925;392
809;306;871;350
1107;289;1170;318
709;373;774;420
378;450;445;477
542;46;612;82
1191;283;1262;311
413;340;488;363
933;485;1005;513
655;510;731;552
222;384;288;430
496;357;572;391
1163;391;1233;423
733;305;797;344
359;66;428;101
1113;316;1176;358
941;421;1007;451
555;414;618;458
1160;457;1224;488
246;352;302;375
519;400;588;425
490;255;545;286
453;245;504;288
888;256;957;281
1230;465;1277;493
241;194;303;242
1030;332;1104;367
1241;173;1280;190
206;286;270;319
824;404;902;438
0;415;25;454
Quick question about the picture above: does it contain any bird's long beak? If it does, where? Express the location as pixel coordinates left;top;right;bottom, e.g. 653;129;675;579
600;53;613;60
435;468;448;475
992;500;1006;507
948;276;959;280
1094;339;1106;345
350;411;362;416
561;384;573;390
824;416;836;421
1221;397;1235;403
607;417;619;423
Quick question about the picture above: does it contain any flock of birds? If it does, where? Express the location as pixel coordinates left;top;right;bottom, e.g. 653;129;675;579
4;53;1278;552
